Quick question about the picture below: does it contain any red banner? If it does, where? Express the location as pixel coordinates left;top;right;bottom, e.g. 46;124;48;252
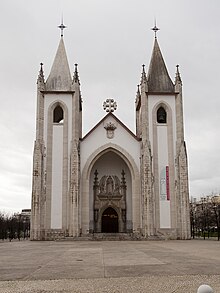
166;166;170;201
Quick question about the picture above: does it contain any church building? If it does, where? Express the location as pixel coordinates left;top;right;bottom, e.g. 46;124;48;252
31;24;190;240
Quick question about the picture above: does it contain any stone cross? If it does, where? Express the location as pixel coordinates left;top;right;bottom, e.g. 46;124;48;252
151;20;160;38
58;20;66;37
103;99;117;113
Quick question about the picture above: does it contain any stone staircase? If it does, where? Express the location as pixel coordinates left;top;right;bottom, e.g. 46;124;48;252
92;233;134;241
60;233;165;241
59;233;129;241
56;233;166;241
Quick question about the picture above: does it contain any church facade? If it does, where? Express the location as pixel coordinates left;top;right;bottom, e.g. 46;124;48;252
31;28;190;240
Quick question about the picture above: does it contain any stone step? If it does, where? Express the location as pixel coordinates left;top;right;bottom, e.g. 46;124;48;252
57;233;166;241
93;233;133;241
59;233;134;241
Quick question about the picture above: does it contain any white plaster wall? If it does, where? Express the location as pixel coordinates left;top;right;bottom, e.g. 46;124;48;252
148;95;176;155
44;95;72;188
158;126;171;228
51;125;63;229
160;201;170;228
89;152;132;230
148;95;175;229
81;115;140;173
44;93;72;158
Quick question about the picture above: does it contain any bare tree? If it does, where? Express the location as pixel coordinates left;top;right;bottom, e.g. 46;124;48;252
211;196;220;241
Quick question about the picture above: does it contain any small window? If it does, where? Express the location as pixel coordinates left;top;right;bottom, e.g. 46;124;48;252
53;105;63;123
157;107;167;124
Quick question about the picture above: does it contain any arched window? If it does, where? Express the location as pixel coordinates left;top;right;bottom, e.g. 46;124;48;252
53;105;63;123
157;106;167;124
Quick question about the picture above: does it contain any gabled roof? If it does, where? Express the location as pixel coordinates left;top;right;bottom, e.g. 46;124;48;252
147;38;174;93
81;112;140;141
46;38;72;91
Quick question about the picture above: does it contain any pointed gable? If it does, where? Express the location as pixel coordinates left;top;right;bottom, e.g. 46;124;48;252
82;112;139;142
46;38;72;91
147;38;174;93
80;112;141;173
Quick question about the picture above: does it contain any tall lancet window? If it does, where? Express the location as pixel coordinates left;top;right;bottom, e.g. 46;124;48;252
53;105;64;123
157;106;167;124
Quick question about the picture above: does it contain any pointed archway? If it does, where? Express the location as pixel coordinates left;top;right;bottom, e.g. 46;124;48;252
102;207;119;233
81;144;141;235
91;151;129;233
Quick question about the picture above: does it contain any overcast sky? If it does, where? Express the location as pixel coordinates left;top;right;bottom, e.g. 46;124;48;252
0;0;220;213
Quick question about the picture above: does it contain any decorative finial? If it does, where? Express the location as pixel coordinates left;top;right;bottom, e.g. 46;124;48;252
175;64;182;85
37;62;45;84
73;63;80;84
58;18;66;37
137;84;140;96
141;64;147;84
103;99;117;113
151;20;160;38
40;62;44;71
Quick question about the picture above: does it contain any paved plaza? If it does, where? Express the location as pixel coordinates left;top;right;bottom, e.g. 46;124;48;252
0;239;219;292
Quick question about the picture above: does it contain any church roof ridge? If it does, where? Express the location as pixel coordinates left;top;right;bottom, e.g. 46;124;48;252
147;37;174;93
46;37;72;91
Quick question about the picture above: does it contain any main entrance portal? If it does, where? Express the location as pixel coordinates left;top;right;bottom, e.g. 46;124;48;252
102;207;118;233
93;169;127;233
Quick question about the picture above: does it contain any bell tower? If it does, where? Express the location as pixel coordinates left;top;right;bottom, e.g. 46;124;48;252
31;23;82;240
136;26;190;239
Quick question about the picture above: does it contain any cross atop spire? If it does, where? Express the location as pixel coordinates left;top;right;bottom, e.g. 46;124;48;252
58;18;67;37
151;20;160;38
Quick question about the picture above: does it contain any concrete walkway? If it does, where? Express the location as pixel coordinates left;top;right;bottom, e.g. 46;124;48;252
0;239;219;292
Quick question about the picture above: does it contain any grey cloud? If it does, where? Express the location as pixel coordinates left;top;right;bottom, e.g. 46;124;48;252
1;0;220;211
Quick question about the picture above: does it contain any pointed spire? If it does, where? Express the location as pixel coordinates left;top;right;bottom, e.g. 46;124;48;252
147;37;174;93
73;63;80;85
141;64;147;84
175;64;182;85
46;38;72;91
37;62;45;84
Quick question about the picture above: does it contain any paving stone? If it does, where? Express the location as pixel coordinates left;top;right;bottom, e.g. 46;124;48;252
0;240;219;292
